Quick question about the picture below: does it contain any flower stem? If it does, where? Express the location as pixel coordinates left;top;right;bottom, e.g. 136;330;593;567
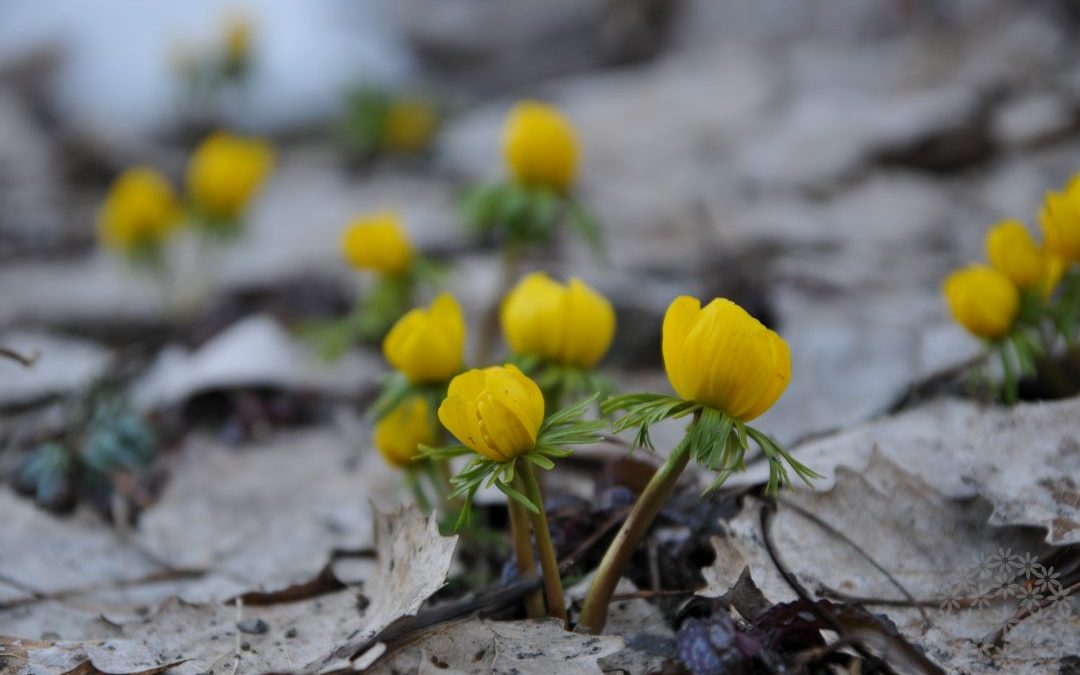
519;463;567;625
507;496;546;618
577;435;693;633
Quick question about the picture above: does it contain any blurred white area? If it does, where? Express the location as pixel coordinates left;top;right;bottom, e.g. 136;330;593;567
0;0;414;135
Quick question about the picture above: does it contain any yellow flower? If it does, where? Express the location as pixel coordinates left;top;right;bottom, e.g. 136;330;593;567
223;15;251;71
985;220;1044;290
501;272;615;369
374;396;436;468
1040;253;1067;298
98;167;182;253
186;132;274;222
384;98;437;153
502;100;579;193
384;293;466;384
341;212;414;277
662;296;791;422
943;265;1020;340
438;365;544;462
1039;189;1080;263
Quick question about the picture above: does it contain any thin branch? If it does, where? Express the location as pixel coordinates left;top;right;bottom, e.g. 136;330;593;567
983;580;1080;647
0;345;38;367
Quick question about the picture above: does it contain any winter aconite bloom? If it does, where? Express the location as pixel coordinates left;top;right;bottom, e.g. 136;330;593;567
502;101;578;193
662;297;791;422
438;365;545;462
98;167;181;254
186;132;273;222
986;220;1044;290
501;272;615;369
1039;188;1080;263
943;265;1020;339
341;212;414;277
384;98;438;154
383;293;465;384
374;396;436;468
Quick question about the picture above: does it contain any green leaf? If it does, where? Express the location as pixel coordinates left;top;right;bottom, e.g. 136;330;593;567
495;479;539;514
418;444;472;460
523;452;555;470
567;199;603;256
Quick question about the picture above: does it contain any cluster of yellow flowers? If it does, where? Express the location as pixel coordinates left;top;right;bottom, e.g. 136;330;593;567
315;96;812;631
98;132;273;259
943;177;1080;399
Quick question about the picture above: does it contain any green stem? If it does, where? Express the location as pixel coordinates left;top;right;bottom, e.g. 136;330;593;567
476;247;521;363
405;469;432;513
519;463;567;625
577;435;693;633
507;496;545;619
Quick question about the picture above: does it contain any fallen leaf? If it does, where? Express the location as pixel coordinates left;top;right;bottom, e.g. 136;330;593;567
368;618;623;675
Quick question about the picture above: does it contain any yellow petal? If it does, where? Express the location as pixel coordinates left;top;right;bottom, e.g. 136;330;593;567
661;296;702;401
501;100;579;193
186;132;274;222
740;329;792;422
1039;190;1080;263
98;167;181;253
942;265;1020;339
340;211;414;276
986;220;1043;290
374;396;435;468
436;365;543;462
383;294;465;383
560;279;616;369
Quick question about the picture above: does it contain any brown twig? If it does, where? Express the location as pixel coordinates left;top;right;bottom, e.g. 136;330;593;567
758;502;932;675
766;494;929;626
815;585;939;609
610;589;695;601
983;580;1080;647
0;345;38;367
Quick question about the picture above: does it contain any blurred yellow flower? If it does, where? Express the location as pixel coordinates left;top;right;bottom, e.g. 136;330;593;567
384;98;437;154
663;296;790;422
943;265;1020;340
341;212;414;277
438;365;544;462
374;396;436;468
502;100;578;193
501;272;615;369
1040;253;1067;298
384;293;465;384
223;15;251;71
98;167;182;254
186;132;274;222
1039;189;1080;263
986;220;1044;290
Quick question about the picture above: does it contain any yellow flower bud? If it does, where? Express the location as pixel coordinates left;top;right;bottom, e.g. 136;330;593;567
374;396;436;468
340;212;415;277
383;293;466;384
186;132;274;222
986;220;1044;290
501;272;615;369
942;264;1020;340
438;365;544;462
662;296;790;422
502;100;579;193
1039;189;1080;263
98;167;182;253
384;98;437;154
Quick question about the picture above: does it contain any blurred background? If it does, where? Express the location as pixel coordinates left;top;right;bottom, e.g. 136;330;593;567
4;0;1080;492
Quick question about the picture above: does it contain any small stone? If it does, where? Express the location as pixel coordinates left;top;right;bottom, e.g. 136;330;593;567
237;618;270;635
284;628;299;639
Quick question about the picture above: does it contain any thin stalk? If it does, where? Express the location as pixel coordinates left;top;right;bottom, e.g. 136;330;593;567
507;497;545;619
519;464;567;625
476;246;521;363
404;469;432;513
577;435;693;633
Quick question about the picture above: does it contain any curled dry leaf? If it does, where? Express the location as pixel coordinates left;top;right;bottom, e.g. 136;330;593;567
726;396;1080;545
